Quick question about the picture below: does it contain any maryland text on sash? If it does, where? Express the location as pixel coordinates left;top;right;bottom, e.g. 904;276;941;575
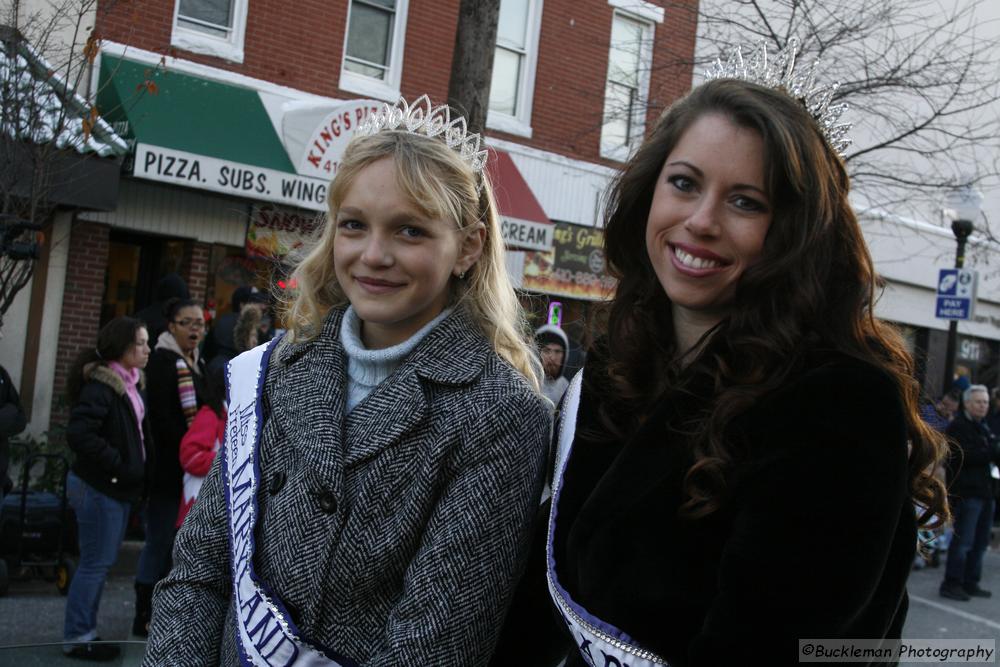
224;338;358;667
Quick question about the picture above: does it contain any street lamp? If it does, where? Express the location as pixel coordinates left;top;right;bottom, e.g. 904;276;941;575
941;185;984;396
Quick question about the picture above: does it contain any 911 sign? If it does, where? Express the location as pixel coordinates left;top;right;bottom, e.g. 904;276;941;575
935;268;977;320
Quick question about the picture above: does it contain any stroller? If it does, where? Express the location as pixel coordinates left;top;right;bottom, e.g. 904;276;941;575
0;442;78;596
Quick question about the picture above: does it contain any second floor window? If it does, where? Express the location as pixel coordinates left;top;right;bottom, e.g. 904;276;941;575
177;0;234;38
601;11;652;159
344;0;398;81
488;0;543;137
171;0;247;62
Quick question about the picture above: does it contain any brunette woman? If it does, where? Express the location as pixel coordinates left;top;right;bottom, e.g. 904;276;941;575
64;317;151;661
546;47;949;666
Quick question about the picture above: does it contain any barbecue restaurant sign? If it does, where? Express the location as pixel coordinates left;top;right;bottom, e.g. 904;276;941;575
522;222;616;300
132;100;382;212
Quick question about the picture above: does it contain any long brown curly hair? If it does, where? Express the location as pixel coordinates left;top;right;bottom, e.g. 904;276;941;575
599;79;948;526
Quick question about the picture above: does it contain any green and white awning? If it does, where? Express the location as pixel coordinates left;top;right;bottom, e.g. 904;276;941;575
97;56;381;211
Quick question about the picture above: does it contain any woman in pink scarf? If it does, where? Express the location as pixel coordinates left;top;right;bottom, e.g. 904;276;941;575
64;317;151;661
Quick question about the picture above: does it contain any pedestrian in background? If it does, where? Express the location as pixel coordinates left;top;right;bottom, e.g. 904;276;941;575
536;323;570;409
133;298;206;637
231;299;263;353
939;384;1000;601
915;390;958;570
0;360;27;497
203;285;268;374
64;317;151;661
144;97;549;666
175;366;226;528
134;274;189;344
545;68;948;664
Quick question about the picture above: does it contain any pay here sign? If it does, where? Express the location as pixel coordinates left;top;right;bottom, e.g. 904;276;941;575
936;268;977;320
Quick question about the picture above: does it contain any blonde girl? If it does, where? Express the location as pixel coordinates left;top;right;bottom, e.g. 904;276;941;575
144;97;550;667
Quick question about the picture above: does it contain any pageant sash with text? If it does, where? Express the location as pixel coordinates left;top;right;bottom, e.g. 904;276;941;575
224;338;358;667
546;371;672;667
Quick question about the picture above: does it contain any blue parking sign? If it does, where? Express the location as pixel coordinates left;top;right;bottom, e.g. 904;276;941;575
935;268;976;320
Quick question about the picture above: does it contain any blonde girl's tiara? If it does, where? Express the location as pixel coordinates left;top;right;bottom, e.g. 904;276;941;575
355;95;490;176
703;38;852;156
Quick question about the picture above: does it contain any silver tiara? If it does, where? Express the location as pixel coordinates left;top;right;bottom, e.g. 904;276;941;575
703;38;852;156
355;95;490;174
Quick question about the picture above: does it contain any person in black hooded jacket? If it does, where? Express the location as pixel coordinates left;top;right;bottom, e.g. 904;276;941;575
63;317;151;661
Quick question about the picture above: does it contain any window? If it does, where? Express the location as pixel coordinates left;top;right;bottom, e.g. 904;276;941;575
171;0;248;63
340;0;410;101
600;8;656;160
487;0;543;137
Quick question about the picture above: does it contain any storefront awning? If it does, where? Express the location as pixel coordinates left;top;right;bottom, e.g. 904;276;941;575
97;55;331;211
486;150;553;251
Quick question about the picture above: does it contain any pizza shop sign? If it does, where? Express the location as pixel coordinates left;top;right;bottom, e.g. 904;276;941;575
131;100;383;211
134;144;330;212
295;100;382;178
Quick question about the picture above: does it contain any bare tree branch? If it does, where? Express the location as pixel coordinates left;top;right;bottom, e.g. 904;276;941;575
685;0;1000;235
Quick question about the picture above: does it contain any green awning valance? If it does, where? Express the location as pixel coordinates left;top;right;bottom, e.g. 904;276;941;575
98;55;295;172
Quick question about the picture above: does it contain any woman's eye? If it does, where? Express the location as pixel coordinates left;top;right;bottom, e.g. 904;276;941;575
732;195;767;213
400;226;424;239
667;175;695;192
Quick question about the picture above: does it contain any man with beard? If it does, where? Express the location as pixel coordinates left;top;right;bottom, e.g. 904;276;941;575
535;324;570;409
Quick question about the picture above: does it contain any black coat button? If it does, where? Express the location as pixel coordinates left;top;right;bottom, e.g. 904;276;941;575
318;491;337;514
268;471;286;495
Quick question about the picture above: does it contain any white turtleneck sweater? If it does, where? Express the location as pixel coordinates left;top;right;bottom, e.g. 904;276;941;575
339;306;453;414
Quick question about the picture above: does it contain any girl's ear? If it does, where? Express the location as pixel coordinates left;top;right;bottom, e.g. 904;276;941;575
454;223;486;278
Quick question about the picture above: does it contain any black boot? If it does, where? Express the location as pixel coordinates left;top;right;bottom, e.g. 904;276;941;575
132;582;154;637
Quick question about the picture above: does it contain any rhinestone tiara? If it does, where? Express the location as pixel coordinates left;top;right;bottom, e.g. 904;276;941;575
354;95;490;175
703;38;852;156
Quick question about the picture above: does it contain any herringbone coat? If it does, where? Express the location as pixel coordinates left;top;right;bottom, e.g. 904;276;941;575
143;306;550;666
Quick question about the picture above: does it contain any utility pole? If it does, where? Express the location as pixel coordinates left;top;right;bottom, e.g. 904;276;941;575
447;0;501;137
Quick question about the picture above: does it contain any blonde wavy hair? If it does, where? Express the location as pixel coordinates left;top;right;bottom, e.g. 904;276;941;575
281;129;542;393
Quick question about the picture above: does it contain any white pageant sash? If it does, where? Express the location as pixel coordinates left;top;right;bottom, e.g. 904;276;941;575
546;371;672;667
224;338;358;667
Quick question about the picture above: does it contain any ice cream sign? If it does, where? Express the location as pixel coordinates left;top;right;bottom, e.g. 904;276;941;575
281;99;382;179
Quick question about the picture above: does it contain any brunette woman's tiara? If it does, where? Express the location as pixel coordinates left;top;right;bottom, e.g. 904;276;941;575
704;38;852;156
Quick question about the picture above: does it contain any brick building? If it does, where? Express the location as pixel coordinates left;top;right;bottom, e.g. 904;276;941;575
8;0;699;435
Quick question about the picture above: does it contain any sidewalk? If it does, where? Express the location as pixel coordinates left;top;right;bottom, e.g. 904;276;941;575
0;540;142;647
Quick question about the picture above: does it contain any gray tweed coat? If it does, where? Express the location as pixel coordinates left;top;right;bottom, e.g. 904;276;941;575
143;306;550;666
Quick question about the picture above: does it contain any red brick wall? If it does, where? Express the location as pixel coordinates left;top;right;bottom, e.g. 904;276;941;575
94;0;697;166
51;220;110;432
182;241;210;304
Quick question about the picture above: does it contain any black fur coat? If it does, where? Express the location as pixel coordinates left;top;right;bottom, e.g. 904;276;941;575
550;342;915;667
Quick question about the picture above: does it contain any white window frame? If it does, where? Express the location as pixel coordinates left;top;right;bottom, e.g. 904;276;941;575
339;0;409;102
170;0;249;64
600;5;659;162
486;0;544;139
